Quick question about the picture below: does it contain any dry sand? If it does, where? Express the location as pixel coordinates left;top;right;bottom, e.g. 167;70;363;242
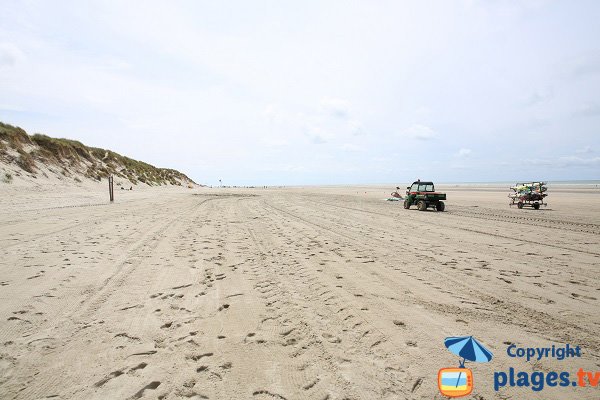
0;183;599;399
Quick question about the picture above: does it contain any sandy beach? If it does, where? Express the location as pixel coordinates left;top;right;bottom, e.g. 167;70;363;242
0;184;599;399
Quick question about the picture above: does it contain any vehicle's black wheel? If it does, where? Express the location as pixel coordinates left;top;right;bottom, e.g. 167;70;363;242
403;199;411;209
436;201;445;212
517;202;523;209
417;200;427;211
533;202;540;210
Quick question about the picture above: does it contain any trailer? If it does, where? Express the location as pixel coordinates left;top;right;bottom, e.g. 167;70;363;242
509;182;548;209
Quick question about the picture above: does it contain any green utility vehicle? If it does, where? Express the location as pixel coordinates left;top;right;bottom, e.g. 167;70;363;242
403;181;446;211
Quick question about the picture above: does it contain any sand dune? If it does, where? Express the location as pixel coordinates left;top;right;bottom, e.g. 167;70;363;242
0;184;598;399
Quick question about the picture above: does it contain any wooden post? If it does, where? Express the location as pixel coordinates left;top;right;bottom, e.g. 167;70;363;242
109;176;114;202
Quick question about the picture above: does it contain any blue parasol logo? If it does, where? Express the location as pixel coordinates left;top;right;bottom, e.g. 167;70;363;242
438;336;493;398
445;335;494;367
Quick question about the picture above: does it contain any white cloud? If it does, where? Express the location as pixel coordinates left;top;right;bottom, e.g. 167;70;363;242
0;104;25;112
341;143;363;152
557;156;600;167
281;164;309;172
575;146;594;154
304;124;328;144
568;51;600;79
525;87;553;106
414;106;431;118
402;124;436;140
320;97;350;118
348;120;365;136
263;103;281;121
456;148;472;157
574;103;600;117
0;43;25;67
524;156;600;167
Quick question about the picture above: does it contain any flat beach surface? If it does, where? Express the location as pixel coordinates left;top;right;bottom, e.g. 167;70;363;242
1;184;599;399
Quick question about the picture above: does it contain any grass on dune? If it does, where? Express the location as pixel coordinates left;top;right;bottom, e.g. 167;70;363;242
0;121;195;186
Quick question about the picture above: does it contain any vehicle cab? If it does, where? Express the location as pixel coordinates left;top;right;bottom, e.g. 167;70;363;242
406;181;435;194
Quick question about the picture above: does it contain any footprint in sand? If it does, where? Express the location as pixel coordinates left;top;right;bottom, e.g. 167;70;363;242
115;333;141;342
572;293;597;300
129;350;157;357
322;333;341;343
94;370;124;387
129;381;161;399
411;377;423;393
187;352;213;361
252;390;288;400
130;362;147;371
172;283;192;290
220;362;232;370
7;316;30;323
302;377;319;391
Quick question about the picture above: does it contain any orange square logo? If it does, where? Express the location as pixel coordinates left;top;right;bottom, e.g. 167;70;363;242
438;368;473;398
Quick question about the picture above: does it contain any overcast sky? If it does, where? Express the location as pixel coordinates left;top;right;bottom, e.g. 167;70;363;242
1;1;599;185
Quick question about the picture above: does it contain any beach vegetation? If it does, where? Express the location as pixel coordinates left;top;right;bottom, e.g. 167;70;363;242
0;121;196;186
